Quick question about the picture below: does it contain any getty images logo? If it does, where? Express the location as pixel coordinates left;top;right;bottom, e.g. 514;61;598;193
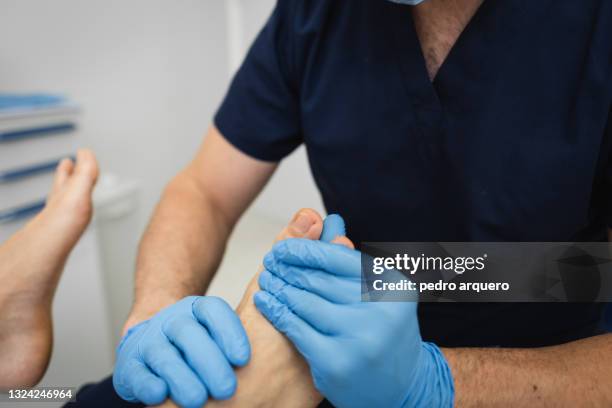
372;253;488;275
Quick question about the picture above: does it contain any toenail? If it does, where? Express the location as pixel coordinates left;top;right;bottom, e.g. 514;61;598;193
291;212;314;234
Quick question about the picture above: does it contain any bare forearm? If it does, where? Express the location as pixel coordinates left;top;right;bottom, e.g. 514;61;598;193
125;171;232;331
123;125;277;332
445;334;612;406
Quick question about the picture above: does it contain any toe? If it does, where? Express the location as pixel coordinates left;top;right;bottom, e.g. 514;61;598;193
275;208;323;242
75;149;99;183
331;235;355;249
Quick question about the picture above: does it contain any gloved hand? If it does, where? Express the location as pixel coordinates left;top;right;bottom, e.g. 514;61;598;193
113;296;250;408
255;238;454;408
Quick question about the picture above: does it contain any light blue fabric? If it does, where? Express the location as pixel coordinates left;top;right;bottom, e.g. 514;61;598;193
256;234;454;408
0;93;66;111
113;296;250;408
387;0;428;5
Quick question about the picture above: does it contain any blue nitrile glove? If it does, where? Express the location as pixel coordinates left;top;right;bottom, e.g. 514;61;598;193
113;296;250;408
254;238;454;408
319;214;346;243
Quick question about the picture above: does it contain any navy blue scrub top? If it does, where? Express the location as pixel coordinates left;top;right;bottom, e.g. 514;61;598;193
215;0;612;349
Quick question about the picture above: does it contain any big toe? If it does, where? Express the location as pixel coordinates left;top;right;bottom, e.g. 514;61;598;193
275;208;323;242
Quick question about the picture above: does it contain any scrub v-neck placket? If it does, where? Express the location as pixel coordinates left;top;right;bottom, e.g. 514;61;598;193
386;1;492;141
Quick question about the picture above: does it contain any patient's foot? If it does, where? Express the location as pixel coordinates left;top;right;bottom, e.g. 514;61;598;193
156;209;353;408
214;209;353;408
0;149;98;389
228;209;324;408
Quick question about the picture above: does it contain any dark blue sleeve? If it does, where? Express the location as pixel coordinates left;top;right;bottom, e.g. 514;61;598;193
603;109;612;228
214;0;302;162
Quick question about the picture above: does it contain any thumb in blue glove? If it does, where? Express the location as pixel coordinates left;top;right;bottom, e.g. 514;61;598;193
319;213;346;243
113;296;250;408
255;237;454;408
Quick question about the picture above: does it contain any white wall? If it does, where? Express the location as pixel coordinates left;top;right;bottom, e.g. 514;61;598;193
0;0;229;224
0;0;323;227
